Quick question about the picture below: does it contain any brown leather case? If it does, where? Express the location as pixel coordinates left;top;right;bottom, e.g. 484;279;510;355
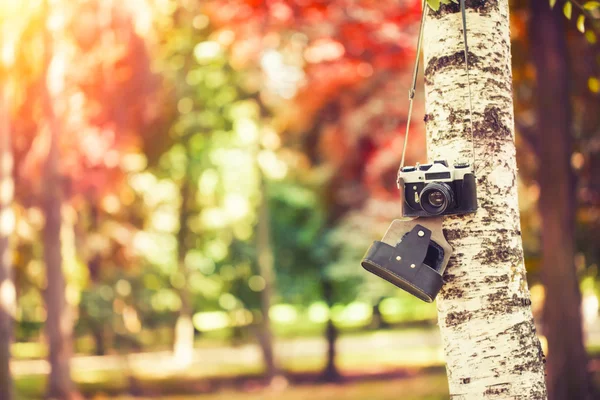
361;218;452;303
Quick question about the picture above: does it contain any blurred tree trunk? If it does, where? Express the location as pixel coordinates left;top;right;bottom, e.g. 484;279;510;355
0;76;15;400
320;278;340;382
41;14;77;398
87;204;106;356
42;85;76;400
256;178;279;381
529;1;593;399
422;1;547;397
173;177;194;367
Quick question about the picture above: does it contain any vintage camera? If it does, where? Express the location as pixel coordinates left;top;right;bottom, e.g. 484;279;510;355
397;160;477;217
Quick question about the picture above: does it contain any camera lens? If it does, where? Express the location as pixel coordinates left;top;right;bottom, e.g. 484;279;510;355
428;191;446;207
420;182;454;215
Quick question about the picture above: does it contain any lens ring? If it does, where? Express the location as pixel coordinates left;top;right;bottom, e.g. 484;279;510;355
420;183;454;215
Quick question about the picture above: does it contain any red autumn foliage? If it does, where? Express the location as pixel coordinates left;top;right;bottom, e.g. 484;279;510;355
12;1;159;205
205;0;425;205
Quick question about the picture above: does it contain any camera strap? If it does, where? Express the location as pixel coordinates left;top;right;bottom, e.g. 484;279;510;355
399;0;475;170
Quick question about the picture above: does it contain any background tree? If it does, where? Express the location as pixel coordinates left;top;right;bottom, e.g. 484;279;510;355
11;0;157;396
422;0;546;397
0;23;16;400
529;0;593;398
205;0;424;380
40;9;76;396
255;174;279;380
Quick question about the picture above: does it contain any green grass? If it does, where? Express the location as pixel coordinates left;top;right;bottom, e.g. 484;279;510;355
164;375;449;400
16;373;449;400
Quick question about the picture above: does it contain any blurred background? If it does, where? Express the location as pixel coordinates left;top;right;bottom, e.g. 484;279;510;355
1;0;599;399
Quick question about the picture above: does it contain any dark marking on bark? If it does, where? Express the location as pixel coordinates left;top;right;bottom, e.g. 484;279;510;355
482;66;504;76
424;52;479;85
496;228;521;236
484;386;509;395
442;286;465;299
428;0;499;19
486;291;534;315
473;241;521;266
473;106;511;141
514;296;532;306
443;228;468;241
424;113;434;123
484;77;511;92
448;109;458;125
483;106;510;136
529;382;549;400
443;273;457;283
488;94;512;103
461;377;471;384
500;319;546;378
445;310;472;327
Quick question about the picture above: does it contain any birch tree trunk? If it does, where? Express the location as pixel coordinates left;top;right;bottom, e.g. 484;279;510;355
0;76;15;400
422;1;547;397
529;1;593;398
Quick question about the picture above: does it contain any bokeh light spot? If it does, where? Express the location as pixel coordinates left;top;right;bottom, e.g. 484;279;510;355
248;276;266;292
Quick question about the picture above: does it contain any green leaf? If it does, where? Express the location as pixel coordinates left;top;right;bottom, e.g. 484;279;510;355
583;1;600;10
550;0;557;8
563;1;573;19
588;77;599;93
428;0;441;11
585;30;597;44
577;15;586;33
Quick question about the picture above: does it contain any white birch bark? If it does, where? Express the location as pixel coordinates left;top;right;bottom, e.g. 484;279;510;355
422;1;547;398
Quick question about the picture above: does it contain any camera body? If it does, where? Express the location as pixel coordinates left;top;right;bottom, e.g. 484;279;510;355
397;160;477;217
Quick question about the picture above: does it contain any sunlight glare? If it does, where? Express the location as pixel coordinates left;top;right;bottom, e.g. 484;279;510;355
224;194;249;221
115;279;132;297
230;309;253;327
151;209;178;232
193;311;229;331
248;275;266;292
0;206;15;236
219;293;238;310
234;117;259;145
204;239;228;262
258;150;288;180
1;40;15;67
0;280;16;317
308;302;330;323
194;41;222;63
101;195;121;214
121;153;148;172
200;207;228;229
269;304;298;324
199;169;219;196
304;38;345;63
